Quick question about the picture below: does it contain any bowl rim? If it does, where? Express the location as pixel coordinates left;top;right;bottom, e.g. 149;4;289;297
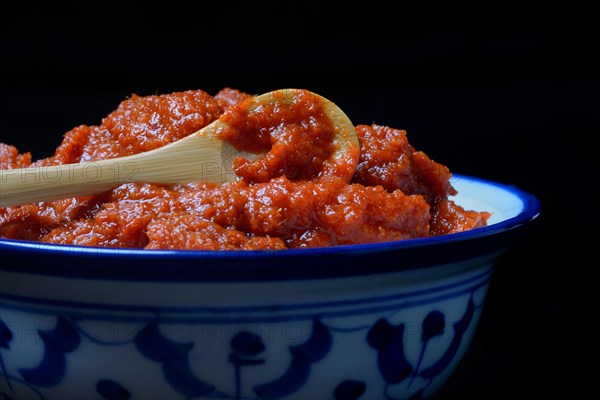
0;174;541;281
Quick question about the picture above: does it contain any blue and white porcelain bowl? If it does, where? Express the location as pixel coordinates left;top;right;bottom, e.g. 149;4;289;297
0;174;540;400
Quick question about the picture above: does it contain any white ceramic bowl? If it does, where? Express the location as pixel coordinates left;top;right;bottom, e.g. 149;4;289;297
0;174;540;400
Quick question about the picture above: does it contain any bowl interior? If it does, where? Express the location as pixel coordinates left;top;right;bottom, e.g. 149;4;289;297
450;175;530;225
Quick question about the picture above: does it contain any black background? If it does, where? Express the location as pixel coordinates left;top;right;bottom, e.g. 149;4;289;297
1;1;597;399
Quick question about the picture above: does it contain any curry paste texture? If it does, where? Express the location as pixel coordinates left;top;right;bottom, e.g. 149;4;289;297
0;88;489;249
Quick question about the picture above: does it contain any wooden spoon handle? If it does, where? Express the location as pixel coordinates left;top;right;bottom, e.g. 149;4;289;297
0;124;226;208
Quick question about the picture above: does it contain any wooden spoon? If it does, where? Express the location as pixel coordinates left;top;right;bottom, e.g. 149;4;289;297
0;89;358;208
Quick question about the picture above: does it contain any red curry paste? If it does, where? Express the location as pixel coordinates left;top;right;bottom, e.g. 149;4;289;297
0;88;489;250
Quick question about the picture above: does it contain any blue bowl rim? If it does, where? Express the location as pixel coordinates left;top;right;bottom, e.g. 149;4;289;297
0;174;541;281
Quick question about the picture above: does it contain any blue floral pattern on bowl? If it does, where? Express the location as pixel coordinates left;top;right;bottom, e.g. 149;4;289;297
0;266;490;399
